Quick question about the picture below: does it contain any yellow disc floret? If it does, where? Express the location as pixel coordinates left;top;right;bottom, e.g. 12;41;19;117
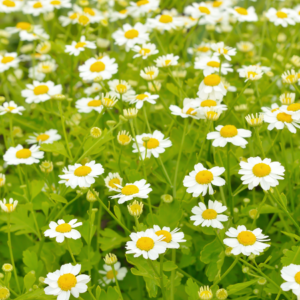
195;170;214;184
237;231;256;246
56;223;72;233
74;166;92;177
203;74;221;86
155;230;172;243
122;185;139;195
202;209;217;220
57;273;77;291
220;125;238;138
252;163;271;177
143;138;159;149
16;149;31;159
136;237;154;251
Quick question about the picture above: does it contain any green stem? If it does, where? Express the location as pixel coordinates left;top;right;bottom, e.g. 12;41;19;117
112;264;124;300
87;202;93;277
160;255;167;300
255;127;265;158
170;249;176;300
226;144;233;218
157;156;173;187
9;115;14;147
65;238;76;264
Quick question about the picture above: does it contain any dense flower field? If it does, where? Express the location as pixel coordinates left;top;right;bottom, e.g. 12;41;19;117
1;0;300;299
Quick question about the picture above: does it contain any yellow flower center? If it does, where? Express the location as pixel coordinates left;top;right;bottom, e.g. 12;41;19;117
146;71;155;76
116;84;127;93
7;106;15;111
136;0;149;6
202;208;217;220
103;97;114;105
271;108;279;113
51;0;61;4
16;149;31;159
57;273;77;291
90;61;105;72
139;48;151;55
276;11;287;19
206;111;218;119
277;112;292;123
195;170;213;184
198;6;210;14
159;14;173;23
220;125;238;138
74;165;92;177
235;7;248;15
119;9;127;14
213;1;223;7
203;74;221;86
36;133;50;142
218;48;228;54
199;291;213;298
33;1;42;8
0;287;10;298
295;272;300;284
164;59;172;66
197;46;210;52
83;7;95;16
5;203;14;211
16;22;31;30
136;94;148;100
3;0;15;7
78;15;89;25
155;230;172;243
106;270;116;279
124;29;139;39
75;42;86;49
201;100;217;107
185;107;197;115
249;118;261;125
69;12;78;20
287;103;300;112
1;56;14;64
143;138;159;149
122;185;139;195
129;204;142;214
207;61;220;68
33;85;49;95
247;71;258;78
136;237;154;251
118;134;130;144
88;99;102;107
286;74;296;82
56;223;72;233
109;178;120;189
252;163;271;177
237;231;256;246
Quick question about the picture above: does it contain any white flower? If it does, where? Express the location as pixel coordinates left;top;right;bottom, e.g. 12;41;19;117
282;69;298;84
4;144;44;165
265;8;296;27
148;12;184;31
230;6;258;22
110;8;130;22
19;25;49;41
80;7;103;23
129;92;159;109
79;56;118;81
0;198;18;213
26;129;61;144
184;2;220;25
44;219;82;243
65;36;96;56
59;10;80;27
0;0;23;13
75;96;104;113
238;65;264;81
98;262;127;285
127;0;159;17
0;52;19;72
196;98;227;115
21;80;62;104
211;42;237;61
207;125;251;148
190;200;228;229
155;54;179;68
194;56;233;76
140;66;159;80
223;225;270;256
47;0;72;11
110;179;152;204
133;130;172;159
44;263;90;300
198;74;227;100
188;42;212;57
132;43;159;59
104;172;123;192
126;229;167;260
236;41;254;53
281;264;300;296
293;5;300;23
0;173;5;187
239;157;285;191
183;163;226;197
84;83;102;95
170;98;202;119
112;22;149;51
153;225;186;249
59;161;104;189
23;0;51;16
279;92;295;105
0;101;25;115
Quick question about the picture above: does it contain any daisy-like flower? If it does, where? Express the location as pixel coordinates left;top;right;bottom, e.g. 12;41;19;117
4;144;44;165
98;262;127;285
44;219;82;243
198;74;227;100
0;0;23;13
19;25;49;41
223;225;270;256
153;225;186;249
282;69;298;84
104;172;123;192
84;83;102;96
65;36;96;56
194;56;233;76
26;129;61;145
44;263;90;300
0;101;25;115
184;2;220;25
198;286;213;300
0;173;5;187
238;65;264;81
125;229;167;260
239;157;285;191
170;98;202;119
204;107;222;121
207;125;251;148
110;179;152;204
265;8;296;27
133;130;172;159
129;92;159;109
230;6;258;22
59;161;104;189
23;0;51;16
245;113;264;127
128;200;144;217
75;96;104;113
280;264;300;296
183;163;225;197
6;21;32;35
110;8;130;22
155;54;179;67
117;130;132;146
112;22;149;52
108;79;133;98
78;56;118;81
132;43;159;59
21;80;62;104
100;93;118;108
211;42;237;61
280;92;295;105
0;198;18;213
140;66;159;80
236;41;254;53
0;52;19;72
59;9;80;27
190;200;228;229
188;42;212;57
196;98;227;113
264;107;300;133
128;0;159;17
47;0;72;11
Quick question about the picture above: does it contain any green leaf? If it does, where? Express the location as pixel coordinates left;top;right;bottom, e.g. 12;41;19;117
281;246;300;266
281;231;300;241
67;238;83;255
24;272;36;292
40;142;69;158
98;228;129;251
14;289;56;300
114;205;122;221
166;83;179;96
185;278;199;300
30;180;44;199
163;260;178;271
23;250;44;278
50;193;67;203
95;286;119;300
227;279;258;295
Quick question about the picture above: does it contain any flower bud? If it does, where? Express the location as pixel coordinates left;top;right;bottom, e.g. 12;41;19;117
86;189;98;202
161;194;173;203
103;253;117;265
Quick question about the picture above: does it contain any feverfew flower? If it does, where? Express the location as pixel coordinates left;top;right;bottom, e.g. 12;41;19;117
183;163;225;197
223;225;270;256
0;52;19;72
104;172;123;192
0;101;25;115
238;65;264;81
148;12;183;31
44;219;82;243
0;0;23;13
153;225;186;249
211;42;237;61
140;66;159;80
282;69;298;84
281;264;300;296
195;56;233;76
98;262;127;285
26;129;61;144
239;157;285;191
170;98;202;119
0;198;18;213
155;54;179;67
265;8;296;27
198;74;227;100
230;6;258;22
75;96;104;113
65;36;96;56
132;43;159;59
129;92;159;109
184;2;220;24
128;0;159;17
190;200;228;229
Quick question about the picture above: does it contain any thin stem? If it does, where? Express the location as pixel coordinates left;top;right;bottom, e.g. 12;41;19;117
65;238;76;264
112;264;124;300
87;202;93;277
255;127;265;158
157;156;173;187
160;255;167;300
170;249;176;300
227;144;233;218
9;115;15;147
